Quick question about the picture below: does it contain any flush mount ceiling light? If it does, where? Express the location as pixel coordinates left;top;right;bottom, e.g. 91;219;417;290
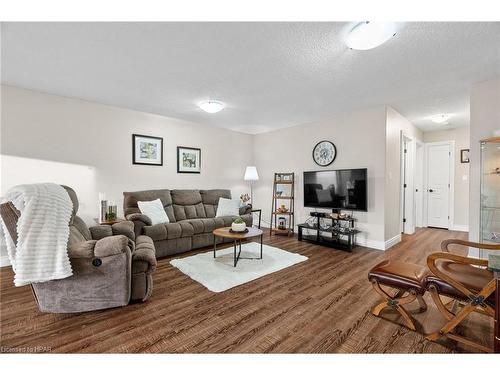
429;114;452;124
345;22;400;50
198;100;225;113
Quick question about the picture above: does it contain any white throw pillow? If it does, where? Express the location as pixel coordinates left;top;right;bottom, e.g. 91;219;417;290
215;198;241;217
138;199;170;225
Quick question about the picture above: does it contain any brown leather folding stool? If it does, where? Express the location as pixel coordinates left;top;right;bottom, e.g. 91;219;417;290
368;259;428;330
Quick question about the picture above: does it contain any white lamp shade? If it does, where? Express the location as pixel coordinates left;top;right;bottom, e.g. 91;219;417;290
244;166;259;181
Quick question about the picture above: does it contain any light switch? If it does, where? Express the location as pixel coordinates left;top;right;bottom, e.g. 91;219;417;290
462;175;468;181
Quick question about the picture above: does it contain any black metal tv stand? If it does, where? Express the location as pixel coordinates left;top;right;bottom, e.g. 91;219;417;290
297;212;359;252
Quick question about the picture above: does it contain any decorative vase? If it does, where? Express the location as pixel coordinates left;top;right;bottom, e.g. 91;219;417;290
231;222;247;232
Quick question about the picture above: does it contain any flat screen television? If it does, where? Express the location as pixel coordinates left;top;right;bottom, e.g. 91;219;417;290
303;168;367;211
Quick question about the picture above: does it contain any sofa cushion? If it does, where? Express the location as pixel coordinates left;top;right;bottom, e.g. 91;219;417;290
200;189;231;218
171;190;207;220
179;219;204;234
123;189;176;223
173;202;206;221
144;223;182;241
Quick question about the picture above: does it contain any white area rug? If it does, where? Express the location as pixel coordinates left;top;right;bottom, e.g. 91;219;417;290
170;242;308;292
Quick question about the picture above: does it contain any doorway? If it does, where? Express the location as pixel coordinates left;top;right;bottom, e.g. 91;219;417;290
424;141;454;229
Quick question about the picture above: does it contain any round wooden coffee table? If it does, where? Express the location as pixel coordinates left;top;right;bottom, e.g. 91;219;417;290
213;227;264;267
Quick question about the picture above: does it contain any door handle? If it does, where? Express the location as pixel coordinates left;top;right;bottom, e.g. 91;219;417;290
428;189;434;193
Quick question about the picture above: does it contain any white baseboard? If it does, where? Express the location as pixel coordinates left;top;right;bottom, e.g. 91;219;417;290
384;234;402;250
0;255;11;268
450;224;469;232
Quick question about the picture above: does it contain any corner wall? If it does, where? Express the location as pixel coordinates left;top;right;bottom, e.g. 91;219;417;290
384;106;423;241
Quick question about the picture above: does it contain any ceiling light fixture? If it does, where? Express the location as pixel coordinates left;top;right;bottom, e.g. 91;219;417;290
198;100;225;113
345;22;400;50
429;114;452;124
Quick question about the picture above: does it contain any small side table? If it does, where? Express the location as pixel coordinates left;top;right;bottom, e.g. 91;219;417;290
488;254;500;353
93;218;124;225
251;209;262;229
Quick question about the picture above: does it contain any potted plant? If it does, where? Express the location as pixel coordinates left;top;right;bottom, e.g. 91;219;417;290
231;217;247;232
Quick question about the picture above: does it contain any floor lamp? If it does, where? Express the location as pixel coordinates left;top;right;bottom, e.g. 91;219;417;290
244;166;259;207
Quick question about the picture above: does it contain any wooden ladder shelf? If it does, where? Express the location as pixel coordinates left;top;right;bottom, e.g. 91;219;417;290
270;172;295;236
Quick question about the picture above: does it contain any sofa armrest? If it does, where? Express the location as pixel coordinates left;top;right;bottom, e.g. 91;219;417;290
89;221;135;241
239;204;252;215
133;235;157;274
126;213;152;225
126;213;152;238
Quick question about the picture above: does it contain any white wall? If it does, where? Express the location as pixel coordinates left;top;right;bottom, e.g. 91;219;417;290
469;77;500;257
1;86;254;222
423;127;470;230
385;106;423;239
252;106;388;249
0;85;440;257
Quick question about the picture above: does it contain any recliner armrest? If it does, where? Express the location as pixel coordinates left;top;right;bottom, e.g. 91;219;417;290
66;235;132;259
133;235;157;274
95;235;132;258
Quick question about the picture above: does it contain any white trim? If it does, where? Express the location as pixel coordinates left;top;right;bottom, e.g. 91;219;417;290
384;234;402;250
450;224;469;232
400;132;416;235
415;140;424;228
423;140;455;229
0;255;11;268
355;237;385;251
355;234;401;251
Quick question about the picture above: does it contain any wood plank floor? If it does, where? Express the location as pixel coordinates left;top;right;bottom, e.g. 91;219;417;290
0;228;493;353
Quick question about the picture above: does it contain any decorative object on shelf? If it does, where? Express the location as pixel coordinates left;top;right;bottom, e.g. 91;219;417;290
278;217;286;230
244;166;259;204
312;140;337;167
231;217;247;232
460;148;470;163
132;134;163;166
270;172;295;236
277;204;289;213
177;146;201;173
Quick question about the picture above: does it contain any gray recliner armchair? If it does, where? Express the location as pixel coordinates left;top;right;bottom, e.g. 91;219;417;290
0;186;157;313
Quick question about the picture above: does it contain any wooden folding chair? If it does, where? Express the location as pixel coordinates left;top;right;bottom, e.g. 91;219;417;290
425;239;500;353
368;260;428;330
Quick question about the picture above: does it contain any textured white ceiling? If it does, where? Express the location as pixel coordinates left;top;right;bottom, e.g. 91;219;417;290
2;22;499;134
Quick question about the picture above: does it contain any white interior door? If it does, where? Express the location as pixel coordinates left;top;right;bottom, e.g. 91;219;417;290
426;143;451;229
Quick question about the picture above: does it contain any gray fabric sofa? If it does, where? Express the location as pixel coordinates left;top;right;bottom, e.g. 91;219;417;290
123;189;252;258
0;186;157;313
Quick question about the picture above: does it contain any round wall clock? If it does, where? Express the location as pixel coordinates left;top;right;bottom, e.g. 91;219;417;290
312;140;337;166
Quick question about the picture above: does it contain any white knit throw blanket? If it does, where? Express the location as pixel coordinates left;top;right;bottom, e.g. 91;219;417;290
1;183;73;286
